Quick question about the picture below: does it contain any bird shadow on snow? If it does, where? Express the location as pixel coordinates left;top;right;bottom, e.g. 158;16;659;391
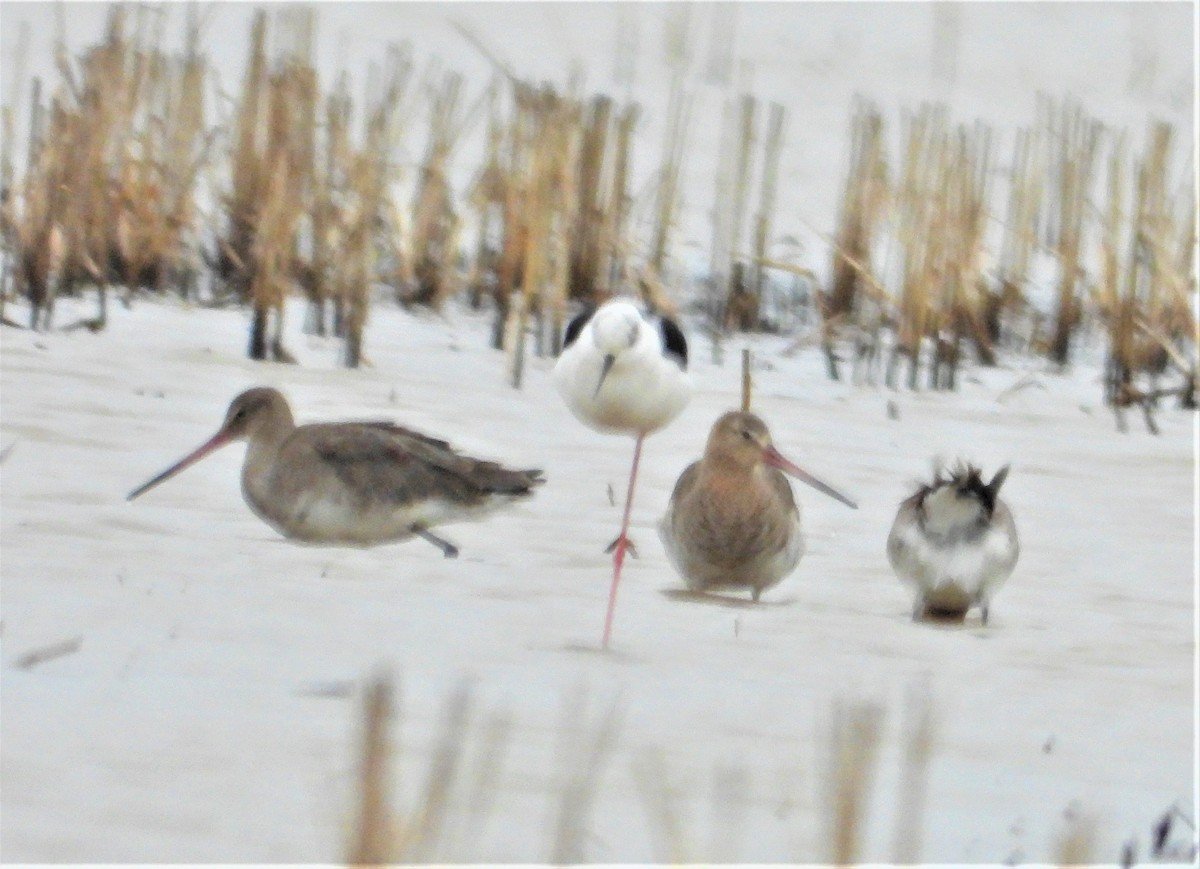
658;589;798;609
555;642;646;664
909;610;995;636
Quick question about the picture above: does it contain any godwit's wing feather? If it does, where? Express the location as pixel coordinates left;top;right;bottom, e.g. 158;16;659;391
766;467;798;515
352;421;454;452
306;423;542;510
658;461;699;581
666;460;701;505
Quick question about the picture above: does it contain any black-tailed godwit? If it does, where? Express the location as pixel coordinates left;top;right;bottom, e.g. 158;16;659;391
127;387;543;558
658;410;857;602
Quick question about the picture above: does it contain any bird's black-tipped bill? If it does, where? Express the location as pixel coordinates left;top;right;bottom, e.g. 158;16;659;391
593;354;616;398
126;431;232;501
764;446;858;509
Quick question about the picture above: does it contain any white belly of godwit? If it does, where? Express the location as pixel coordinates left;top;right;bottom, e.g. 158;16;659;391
242;484;518;547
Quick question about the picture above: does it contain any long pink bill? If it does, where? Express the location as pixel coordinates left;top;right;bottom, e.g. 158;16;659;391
126;431;233;501
764;446;858;510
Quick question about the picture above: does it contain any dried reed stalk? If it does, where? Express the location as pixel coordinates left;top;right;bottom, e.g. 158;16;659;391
410;69;467;308
569;94;613;304
345;676;520;864
457;23;637;356
825;700;885;864
993;125;1043;341
721;96;759;331
347;674;396;865
465;83;505;312
1054;809;1097;867
339;50;409;367
549;690;623;863
1097;120;1195;427
648;69;691;278
937;121;995;387
631;748;691;863
751;102;786;302
396;682;474;861
1046;98;1101;366
890;684;935;863
708;94;739;325
219;8;317;361
741;348;753;411
825;99;889;381
829;99;887;321
889;105;941;389
727;98;790;333
509;87;566;386
883;106;996;390
548;107;579;356
605;103;638;292
728;94;757;289
8;4;208;330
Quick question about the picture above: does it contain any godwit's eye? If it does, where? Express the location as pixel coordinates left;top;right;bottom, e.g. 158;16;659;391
741;430;753;441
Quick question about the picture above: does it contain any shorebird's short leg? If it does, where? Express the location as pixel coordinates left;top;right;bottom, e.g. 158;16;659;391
603;535;639;558
410;525;459;559
980;602;990;626
751;587;762;603
911;594;925;622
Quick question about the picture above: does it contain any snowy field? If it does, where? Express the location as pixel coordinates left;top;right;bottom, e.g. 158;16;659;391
1;1;1196;865
1;295;1194;863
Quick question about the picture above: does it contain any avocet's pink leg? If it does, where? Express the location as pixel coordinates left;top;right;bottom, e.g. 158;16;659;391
602;434;643;649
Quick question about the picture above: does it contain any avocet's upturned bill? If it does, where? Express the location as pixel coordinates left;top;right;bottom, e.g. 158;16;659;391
127;387;543;559
659;411;858;602
886;463;1018;625
552;298;692;648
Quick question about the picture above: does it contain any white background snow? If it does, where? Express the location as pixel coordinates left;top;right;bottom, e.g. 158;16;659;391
1;2;1196;864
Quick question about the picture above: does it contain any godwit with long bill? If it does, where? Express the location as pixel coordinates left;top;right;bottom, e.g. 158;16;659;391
886;462;1018;624
553;297;691;648
127;387;544;557
658;410;858;602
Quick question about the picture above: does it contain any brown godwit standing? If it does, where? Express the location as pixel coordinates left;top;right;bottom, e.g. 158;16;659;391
127;387;544;557
658;411;858;602
886;463;1018;624
553;298;691;647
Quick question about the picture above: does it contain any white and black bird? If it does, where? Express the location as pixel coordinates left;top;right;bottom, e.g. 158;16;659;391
886;463;1018;625
553;297;692;647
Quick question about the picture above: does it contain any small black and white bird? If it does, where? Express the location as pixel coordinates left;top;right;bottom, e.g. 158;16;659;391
553;297;692;647
886;463;1018;624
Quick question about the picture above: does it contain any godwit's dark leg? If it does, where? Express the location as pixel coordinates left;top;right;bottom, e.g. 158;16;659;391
752;587;762;602
980;602;990;626
602;434;644;649
410;525;459;559
911;594;925;622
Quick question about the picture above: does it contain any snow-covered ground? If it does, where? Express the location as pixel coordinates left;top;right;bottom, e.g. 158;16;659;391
1;294;1194;863
1;1;1196;864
